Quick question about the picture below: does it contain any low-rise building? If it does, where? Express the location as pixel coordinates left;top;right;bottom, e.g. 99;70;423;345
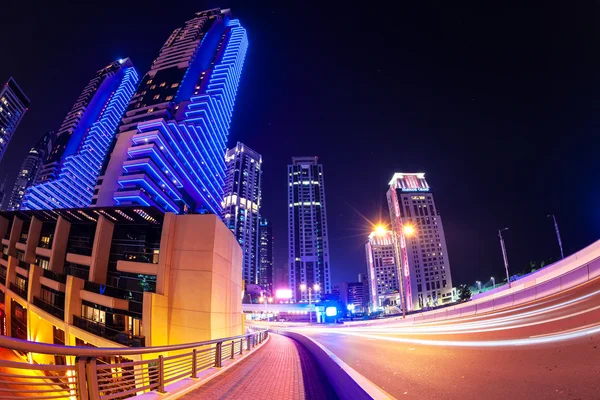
0;207;243;366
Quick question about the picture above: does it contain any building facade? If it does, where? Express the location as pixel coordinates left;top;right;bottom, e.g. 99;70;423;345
222;143;262;286
387;173;454;310
21;59;139;210
7;131;55;211
258;218;273;293
0;207;243;366
288;157;331;302
0;77;30;161
365;230;400;309
93;8;248;216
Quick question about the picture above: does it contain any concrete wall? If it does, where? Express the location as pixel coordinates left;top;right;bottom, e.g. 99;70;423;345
145;213;243;346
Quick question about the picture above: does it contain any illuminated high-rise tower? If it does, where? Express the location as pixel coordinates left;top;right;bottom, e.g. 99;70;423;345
259;218;273;293
93;8;248;215
0;77;30;161
21;59;139;210
222;142;262;286
7;131;55;210
365;229;400;309
387;173;454;310
288;157;332;302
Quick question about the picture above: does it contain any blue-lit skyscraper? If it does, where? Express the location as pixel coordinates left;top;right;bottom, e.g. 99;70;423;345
93;8;248;215
7;130;55;210
0;77;30;162
21;59;139;210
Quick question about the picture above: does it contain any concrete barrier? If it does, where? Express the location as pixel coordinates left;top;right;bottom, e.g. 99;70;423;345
275;330;393;400
560;265;589;291
589;259;600;280
492;294;514;310
535;278;561;299
513;287;536;304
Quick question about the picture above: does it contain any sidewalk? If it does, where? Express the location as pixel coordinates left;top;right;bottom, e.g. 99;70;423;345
182;333;337;400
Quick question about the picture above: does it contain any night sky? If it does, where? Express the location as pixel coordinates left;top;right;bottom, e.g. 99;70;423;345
1;1;599;288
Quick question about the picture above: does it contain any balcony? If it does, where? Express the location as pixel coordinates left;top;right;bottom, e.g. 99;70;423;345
0;266;6;286
18;259;30;270
84;281;143;315
72;315;145;347
42;269;67;284
64;264;89;280
9;282;27;300
33;296;64;320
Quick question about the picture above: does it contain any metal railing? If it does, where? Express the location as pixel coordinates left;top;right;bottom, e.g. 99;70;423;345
0;328;269;399
9;282;28;299
73;315;145;347
33;296;65;320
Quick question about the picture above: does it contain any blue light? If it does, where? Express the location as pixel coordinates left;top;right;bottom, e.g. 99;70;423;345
116;19;248;215
22;65;139;210
325;307;338;317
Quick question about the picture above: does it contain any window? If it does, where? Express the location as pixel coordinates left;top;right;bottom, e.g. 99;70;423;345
147;79;153;84
171;83;179;88
153;95;160;100
165;95;173;101
159;82;166;87
150;85;156;89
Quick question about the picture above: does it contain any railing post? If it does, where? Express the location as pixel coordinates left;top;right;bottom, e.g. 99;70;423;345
240;338;244;355
158;355;165;393
76;357;89;400
85;357;100;400
231;340;235;359
215;342;223;367
247;335;251;351
191;349;197;378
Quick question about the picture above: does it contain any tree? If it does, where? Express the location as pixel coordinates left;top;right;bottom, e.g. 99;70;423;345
457;285;472;302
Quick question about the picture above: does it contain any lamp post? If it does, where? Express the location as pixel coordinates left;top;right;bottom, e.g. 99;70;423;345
491;276;495;288
476;281;482;292
300;283;320;324
547;214;565;260
498;228;511;288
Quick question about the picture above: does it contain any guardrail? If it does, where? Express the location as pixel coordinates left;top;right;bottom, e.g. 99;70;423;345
0;329;269;399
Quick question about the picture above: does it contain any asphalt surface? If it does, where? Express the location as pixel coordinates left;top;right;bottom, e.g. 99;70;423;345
297;277;600;400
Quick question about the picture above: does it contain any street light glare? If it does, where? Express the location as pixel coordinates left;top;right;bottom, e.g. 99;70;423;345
313;283;321;291
300;283;307;291
374;225;387;236
403;224;415;236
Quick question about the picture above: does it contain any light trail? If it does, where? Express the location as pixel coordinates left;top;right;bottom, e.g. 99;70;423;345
311;323;600;347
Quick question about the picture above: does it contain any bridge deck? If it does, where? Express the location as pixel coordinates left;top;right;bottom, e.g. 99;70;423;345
182;333;336;400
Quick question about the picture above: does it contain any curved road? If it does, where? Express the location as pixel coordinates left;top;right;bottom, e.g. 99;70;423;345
295;276;600;399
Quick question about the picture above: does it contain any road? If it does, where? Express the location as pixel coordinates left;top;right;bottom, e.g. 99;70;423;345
295;276;600;400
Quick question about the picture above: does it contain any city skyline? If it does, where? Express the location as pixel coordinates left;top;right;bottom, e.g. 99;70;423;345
1;2;598;288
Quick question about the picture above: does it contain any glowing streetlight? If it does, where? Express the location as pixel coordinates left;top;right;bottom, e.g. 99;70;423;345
300;283;320;324
403;224;415;236
374;225;387;236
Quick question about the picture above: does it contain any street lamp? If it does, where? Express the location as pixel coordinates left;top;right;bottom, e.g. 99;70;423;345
547;214;565;260
300;283;320;324
498;228;511;288
476;280;482;291
491;276;495;288
374;223;415;318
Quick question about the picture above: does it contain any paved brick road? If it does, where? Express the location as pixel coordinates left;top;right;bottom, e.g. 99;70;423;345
183;333;337;400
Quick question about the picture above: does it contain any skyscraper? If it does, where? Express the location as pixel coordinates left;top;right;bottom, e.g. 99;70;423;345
288;157;331;302
258;218;273;294
21;59;139;210
7;131;55;210
93;8;248;215
222;142;262;285
387;173;454;310
0;77;30;161
365;229;400;308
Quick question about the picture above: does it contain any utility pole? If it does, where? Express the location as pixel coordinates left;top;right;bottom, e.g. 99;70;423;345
498;228;511;288
547;214;564;259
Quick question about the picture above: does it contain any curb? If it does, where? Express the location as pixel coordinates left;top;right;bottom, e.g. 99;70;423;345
274;330;396;400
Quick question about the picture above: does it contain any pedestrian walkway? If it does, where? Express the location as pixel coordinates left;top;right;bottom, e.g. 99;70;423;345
182;333;337;400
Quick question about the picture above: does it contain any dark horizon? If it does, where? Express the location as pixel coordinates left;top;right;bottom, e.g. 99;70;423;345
1;1;599;288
